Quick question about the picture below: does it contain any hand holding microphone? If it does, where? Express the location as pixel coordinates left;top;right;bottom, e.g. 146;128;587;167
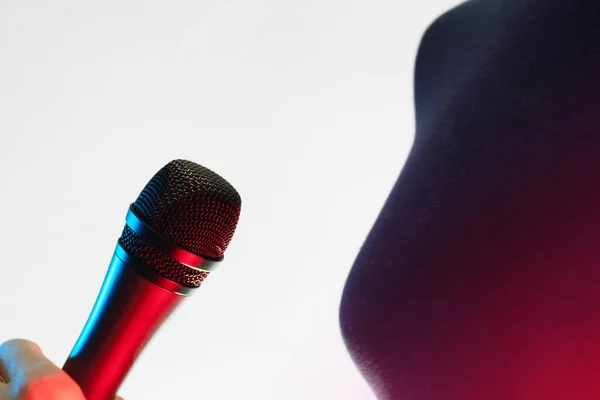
0;160;241;400
0;339;124;400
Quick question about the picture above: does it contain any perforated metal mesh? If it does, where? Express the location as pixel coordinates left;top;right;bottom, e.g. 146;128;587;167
119;226;210;287
117;159;241;287
132;159;241;260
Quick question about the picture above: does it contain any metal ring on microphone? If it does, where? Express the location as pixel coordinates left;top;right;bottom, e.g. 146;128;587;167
114;243;196;296
125;205;221;272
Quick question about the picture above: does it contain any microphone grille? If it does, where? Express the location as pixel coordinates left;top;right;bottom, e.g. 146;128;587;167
118;159;241;288
119;226;210;287
132;159;241;260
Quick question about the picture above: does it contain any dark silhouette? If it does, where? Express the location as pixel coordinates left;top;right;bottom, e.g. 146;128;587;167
340;1;600;398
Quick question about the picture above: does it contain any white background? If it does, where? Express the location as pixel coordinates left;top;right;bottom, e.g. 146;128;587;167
0;0;462;398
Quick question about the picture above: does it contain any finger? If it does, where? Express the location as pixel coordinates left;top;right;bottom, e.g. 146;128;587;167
0;339;52;384
0;341;12;384
0;353;9;397
0;385;9;399
0;339;85;400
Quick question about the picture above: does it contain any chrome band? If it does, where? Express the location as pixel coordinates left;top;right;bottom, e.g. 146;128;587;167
125;205;221;272
115;243;195;296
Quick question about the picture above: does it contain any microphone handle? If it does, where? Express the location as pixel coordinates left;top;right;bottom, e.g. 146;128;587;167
63;246;186;400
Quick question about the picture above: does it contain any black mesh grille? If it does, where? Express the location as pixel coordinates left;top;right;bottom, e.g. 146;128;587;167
132;159;241;260
119;226;210;287
117;159;241;288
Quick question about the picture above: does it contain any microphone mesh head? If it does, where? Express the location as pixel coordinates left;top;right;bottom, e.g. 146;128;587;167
118;159;242;287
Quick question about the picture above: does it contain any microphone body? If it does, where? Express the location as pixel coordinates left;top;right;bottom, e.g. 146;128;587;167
63;246;185;400
61;160;242;400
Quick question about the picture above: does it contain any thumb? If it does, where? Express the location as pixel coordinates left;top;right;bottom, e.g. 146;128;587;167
0;338;86;399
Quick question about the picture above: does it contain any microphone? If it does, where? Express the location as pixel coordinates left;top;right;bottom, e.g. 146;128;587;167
62;159;242;400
